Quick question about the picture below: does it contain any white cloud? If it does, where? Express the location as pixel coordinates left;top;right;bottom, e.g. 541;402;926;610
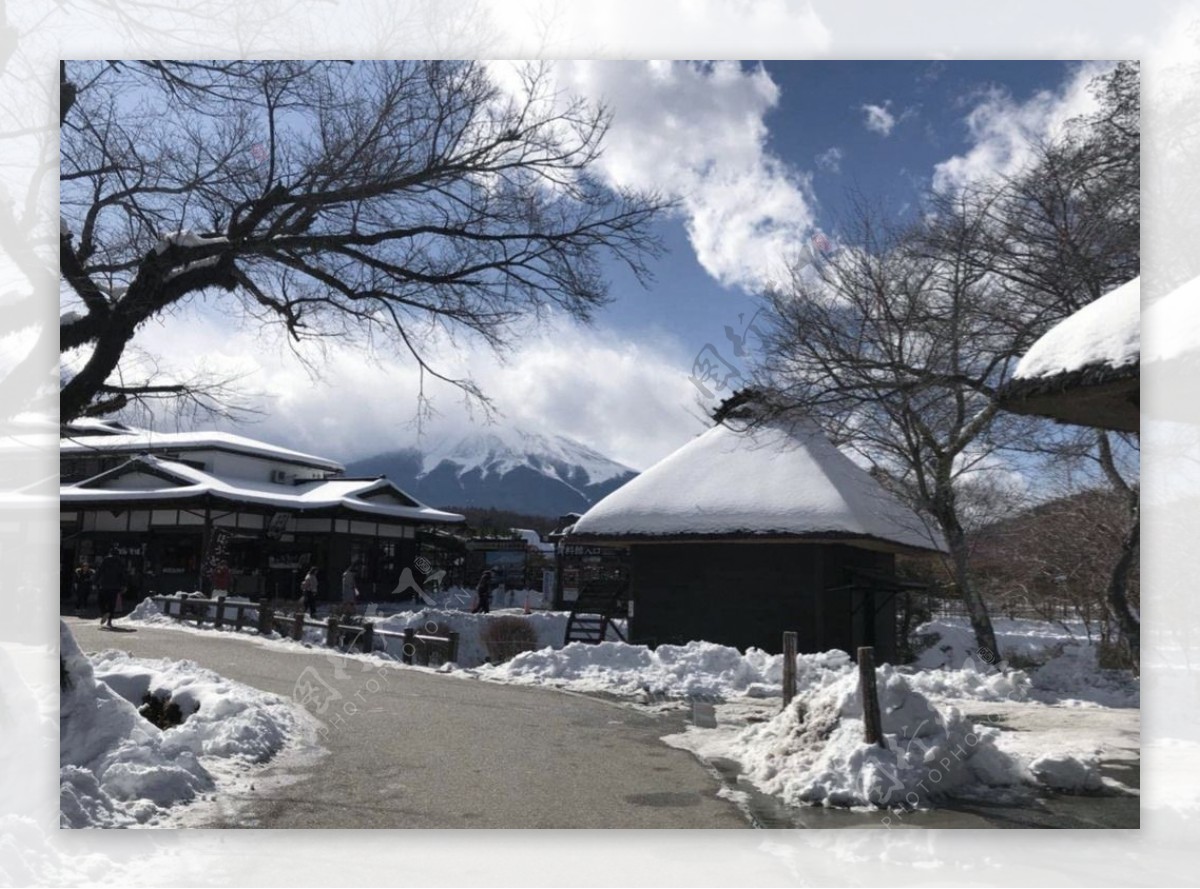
815;146;843;173
492;60;817;292
861;102;897;136
129;312;708;472
932;62;1111;193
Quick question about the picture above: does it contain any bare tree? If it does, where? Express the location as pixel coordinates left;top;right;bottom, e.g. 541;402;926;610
59;60;668;423
755;197;1040;659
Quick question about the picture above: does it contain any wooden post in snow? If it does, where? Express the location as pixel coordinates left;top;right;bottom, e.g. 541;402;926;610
858;646;885;747
782;631;798;709
291;611;305;641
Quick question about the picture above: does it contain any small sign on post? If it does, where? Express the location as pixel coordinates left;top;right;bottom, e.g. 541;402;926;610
858;646;886;748
782;631;798;709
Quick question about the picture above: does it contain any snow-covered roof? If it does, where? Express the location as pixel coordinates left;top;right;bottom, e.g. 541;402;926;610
61;455;463;525
1014;277;1140;382
60;425;344;472
1000;278;1140;433
568;418;945;553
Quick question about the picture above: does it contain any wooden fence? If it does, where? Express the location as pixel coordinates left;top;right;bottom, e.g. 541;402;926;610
150;595;459;664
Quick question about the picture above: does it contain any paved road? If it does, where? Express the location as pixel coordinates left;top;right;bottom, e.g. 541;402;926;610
66;617;748;829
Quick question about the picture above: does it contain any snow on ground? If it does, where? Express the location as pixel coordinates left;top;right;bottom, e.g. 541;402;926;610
117;596;1138;812
667;666;1025;809
915;615;1139;708
59;622;318;828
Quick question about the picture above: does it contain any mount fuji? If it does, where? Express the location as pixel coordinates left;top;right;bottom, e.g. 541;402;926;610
343;427;639;517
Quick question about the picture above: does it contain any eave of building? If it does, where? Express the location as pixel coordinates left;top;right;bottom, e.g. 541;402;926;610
564;529;945;557
996;362;1140;433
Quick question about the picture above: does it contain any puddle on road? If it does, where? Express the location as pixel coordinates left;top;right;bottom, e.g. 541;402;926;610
705;756;1139;829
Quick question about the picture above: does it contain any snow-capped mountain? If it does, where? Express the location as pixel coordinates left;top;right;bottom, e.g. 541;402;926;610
344;428;638;517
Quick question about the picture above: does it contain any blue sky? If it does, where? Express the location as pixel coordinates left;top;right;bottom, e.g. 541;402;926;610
597;60;1085;365
136;59;1110;469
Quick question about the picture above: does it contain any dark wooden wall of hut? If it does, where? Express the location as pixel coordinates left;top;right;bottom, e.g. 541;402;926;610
626;542;898;662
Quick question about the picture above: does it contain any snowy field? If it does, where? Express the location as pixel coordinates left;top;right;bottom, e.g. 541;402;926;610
115;599;1138;815
60;622;321;828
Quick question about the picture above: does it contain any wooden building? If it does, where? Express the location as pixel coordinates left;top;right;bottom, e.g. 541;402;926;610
60;420;463;601
564;412;945;661
998;277;1140;433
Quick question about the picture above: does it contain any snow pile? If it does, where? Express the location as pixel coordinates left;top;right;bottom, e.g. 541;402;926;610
1026;641;1140;708
1027;753;1103;792
721;666;1023;808
1015;277;1140;379
481;640;852;700
124;593;257;626
904;661;1030;703
59;622;310;828
915;616;1138;707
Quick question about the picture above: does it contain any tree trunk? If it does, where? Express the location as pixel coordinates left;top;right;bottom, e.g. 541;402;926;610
937;504;999;664
1106;515;1140;671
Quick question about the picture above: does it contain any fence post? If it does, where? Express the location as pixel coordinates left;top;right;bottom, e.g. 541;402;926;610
857;646;885;748
361;621;374;653
402;628;415;665
782;631;798;709
326;616;339;648
213;595;226;629
257;606;275;636
447;631;460;665
292;611;305;641
234;604;246;632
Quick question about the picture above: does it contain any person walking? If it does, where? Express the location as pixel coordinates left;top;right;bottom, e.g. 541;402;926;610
471;569;494;615
212;560;233;594
301;566;320;617
95;547;126;629
73;560;95;614
341;564;360;616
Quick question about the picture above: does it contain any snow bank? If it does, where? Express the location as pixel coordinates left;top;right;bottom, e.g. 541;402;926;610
125;593;256;626
477;636;1027;706
59;621;310;828
725;667;1022;808
481;640;851;700
915;616;1138;707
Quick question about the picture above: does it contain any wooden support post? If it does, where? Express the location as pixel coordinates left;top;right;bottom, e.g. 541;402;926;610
213;596;226;629
234;604;246;632
291;611;304;641
257;606;275;636
858;646;885;748
782;631;798;709
326;616;339;648
361;621;374;653
447;631;460;665
403;628;415;665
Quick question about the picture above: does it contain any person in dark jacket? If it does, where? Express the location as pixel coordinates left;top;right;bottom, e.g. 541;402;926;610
471;570;494;614
96;548;126;628
73;560;95;614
